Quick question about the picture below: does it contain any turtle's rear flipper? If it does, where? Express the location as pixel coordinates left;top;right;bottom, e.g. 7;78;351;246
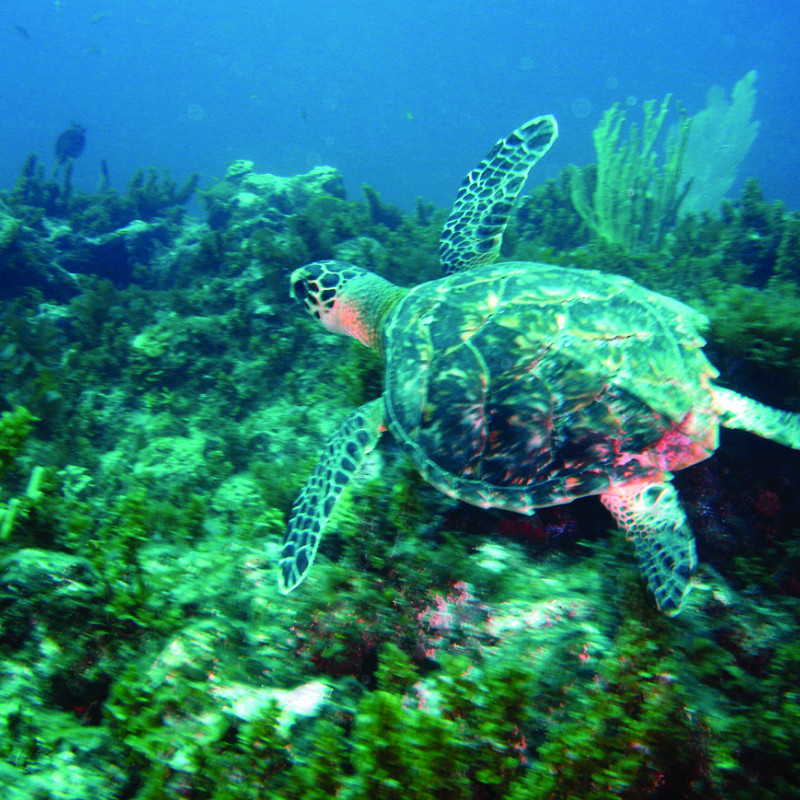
601;481;696;615
714;386;800;449
278;397;386;594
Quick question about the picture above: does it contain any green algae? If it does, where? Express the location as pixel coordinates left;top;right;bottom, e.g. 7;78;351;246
0;132;799;798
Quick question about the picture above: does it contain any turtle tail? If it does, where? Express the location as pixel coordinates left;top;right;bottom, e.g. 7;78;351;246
714;386;800;449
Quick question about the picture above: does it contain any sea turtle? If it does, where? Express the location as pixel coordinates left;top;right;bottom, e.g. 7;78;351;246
279;115;800;614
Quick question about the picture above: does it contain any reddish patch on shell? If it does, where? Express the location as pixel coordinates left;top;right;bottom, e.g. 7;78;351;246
645;411;716;473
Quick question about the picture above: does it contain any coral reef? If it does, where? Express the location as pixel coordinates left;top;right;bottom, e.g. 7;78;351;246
0;125;799;799
0;156;200;298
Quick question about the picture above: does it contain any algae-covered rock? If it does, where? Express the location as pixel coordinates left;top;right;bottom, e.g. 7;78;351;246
0;209;21;251
210;472;266;518
54;217;171;286
132;429;209;485
334;235;388;271
239;165;345;209
0;747;124;800
224;159;255;182
129;311;234;387
204;164;345;234
0;212;81;300
213;679;331;732
0;548;101;643
0;548;99;605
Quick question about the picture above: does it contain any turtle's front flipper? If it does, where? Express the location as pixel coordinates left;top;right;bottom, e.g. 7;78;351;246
279;397;386;593
440;115;558;275
714;386;800;449
601;481;696;615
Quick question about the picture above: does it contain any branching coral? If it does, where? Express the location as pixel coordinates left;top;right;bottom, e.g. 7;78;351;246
567;95;691;252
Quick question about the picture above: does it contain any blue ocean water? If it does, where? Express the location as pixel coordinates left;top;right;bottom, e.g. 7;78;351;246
2;0;798;211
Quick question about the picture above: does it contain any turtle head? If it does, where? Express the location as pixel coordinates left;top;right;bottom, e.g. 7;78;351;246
290;260;403;352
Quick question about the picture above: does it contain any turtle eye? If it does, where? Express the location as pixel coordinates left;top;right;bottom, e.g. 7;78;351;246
291;278;308;301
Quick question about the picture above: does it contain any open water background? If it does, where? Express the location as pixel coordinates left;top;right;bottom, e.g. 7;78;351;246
2;0;798;209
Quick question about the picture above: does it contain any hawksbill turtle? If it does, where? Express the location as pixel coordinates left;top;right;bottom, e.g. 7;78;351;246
279;114;800;614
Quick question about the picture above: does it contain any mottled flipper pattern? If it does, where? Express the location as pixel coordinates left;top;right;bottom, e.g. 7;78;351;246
601;481;697;614
279;397;386;593
439;115;558;274
714;386;800;449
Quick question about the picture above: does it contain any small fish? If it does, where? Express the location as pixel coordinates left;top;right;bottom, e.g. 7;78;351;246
55;123;86;165
403;110;414;121
90;12;112;24
12;24;30;39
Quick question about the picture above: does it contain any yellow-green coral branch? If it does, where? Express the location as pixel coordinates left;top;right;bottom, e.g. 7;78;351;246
569;95;692;252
